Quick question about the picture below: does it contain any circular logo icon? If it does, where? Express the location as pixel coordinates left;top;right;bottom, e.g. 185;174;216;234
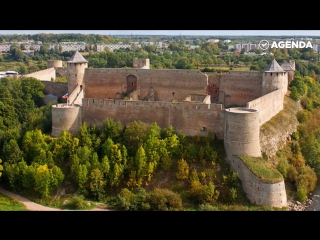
259;40;269;50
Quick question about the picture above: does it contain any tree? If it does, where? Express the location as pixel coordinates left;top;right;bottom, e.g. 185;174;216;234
50;165;64;191
109;162;123;187
100;155;110;179
135;145;147;186
158;140;172;170
176;159;189;180
0;158;3;178
13;49;24;62
290;86;300;101
22;129;53;165
20;77;45;106
19;65;28;74
89;168;106;200
2;139;24;164
101;137;114;159
50;130;77;165
20;43;26;50
77;164;89;193
123;121;148;156
34;165;52;198
77;122;93;148
175;57;192;69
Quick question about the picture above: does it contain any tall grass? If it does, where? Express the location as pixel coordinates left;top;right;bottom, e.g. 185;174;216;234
0;192;28;211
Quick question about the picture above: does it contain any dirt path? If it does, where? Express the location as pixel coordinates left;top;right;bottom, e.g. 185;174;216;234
0;186;112;211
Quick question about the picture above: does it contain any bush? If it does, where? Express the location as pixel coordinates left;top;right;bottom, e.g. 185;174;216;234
116;188;136;211
147;188;183;211
197;204;219;211
65;195;88;209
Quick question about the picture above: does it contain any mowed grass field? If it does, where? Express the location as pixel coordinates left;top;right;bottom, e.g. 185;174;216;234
0;192;28;211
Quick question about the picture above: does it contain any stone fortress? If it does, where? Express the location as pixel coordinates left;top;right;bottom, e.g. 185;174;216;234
27;51;296;208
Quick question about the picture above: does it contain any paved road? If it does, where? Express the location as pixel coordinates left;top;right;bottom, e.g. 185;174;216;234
0;186;111;211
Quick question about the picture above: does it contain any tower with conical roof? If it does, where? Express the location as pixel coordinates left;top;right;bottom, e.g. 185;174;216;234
281;60;295;85
262;58;287;96
67;51;88;95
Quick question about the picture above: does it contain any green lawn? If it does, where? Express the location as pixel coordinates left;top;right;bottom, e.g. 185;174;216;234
0;192;29;211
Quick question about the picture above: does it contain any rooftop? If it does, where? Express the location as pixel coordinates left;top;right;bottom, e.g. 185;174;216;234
67;51;88;63
263;59;285;73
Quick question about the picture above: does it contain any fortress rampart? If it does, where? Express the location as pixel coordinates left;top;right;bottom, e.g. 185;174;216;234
55;67;68;78
81;98;225;138
228;155;287;208
84;68;208;102
24;67;56;81
246;89;283;126
207;72;262;106
41;81;68;97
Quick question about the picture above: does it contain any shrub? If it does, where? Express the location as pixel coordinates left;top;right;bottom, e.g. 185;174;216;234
65;195;88;209
146;188;183;211
197;204;219;211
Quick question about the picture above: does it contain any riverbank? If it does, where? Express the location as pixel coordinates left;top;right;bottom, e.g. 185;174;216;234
287;195;318;211
288;179;320;211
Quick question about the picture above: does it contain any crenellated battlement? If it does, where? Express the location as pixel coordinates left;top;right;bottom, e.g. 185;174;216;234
225;71;262;76
87;68;203;75
83;98;223;110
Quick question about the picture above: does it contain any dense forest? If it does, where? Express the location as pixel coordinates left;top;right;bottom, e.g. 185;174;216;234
1;34;320;210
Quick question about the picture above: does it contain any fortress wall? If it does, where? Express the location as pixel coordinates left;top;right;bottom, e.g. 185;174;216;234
207;72;262;106
51;104;81;137
220;74;262;106
246;89;283;126
207;74;221;87
227;155;287;208
83;68;208;102
24;67;56;81
81;99;225;139
56;67;68;78
224;108;261;157
41;81;68;97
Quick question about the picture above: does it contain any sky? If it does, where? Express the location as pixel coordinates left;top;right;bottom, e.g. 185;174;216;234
1;30;320;36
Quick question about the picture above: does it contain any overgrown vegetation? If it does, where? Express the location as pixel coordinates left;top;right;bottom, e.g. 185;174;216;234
0;192;28;211
237;155;283;183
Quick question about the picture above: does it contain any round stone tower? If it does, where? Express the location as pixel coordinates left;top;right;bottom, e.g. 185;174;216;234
51;104;81;137
261;58;287;96
67;51;88;95
47;60;62;68
224;107;261;158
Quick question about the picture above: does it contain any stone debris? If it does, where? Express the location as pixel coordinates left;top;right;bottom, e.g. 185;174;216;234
287;194;320;211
